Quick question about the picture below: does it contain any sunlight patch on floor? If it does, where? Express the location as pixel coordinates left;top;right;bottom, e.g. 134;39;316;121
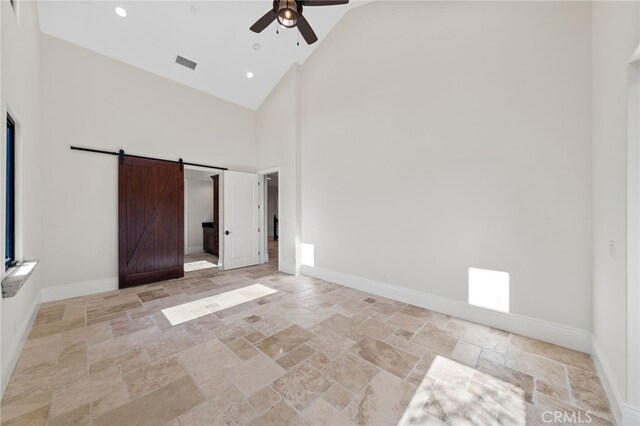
398;355;526;425
161;283;277;326
184;260;217;272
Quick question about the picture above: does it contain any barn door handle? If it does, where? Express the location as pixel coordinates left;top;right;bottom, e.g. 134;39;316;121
225;231;230;235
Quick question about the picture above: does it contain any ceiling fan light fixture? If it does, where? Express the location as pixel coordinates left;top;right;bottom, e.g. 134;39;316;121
277;0;298;28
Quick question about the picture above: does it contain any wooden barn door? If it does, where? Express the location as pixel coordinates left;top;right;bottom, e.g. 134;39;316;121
119;156;184;288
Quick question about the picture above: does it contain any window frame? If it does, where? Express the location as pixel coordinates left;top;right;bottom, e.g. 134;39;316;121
6;114;16;270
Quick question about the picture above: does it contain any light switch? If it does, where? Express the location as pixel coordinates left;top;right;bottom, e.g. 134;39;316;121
609;240;616;258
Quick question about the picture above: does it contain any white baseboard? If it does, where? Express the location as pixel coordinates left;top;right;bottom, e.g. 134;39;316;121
40;277;118;303
1;292;40;395
592;338;640;426
186;246;204;255
301;265;592;353
623;405;640;426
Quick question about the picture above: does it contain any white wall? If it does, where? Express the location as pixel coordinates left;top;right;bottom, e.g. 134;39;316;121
185;177;214;254
40;34;257;292
257;67;300;274
592;1;640;422
298;1;593;330
0;0;44;390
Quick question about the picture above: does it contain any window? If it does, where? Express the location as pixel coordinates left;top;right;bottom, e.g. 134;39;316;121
6;115;16;269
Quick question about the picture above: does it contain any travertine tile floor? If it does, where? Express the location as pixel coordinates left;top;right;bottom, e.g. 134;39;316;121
1;249;612;425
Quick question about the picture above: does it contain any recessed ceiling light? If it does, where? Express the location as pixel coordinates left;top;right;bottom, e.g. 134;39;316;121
114;6;127;18
246;72;254;79
190;6;197;14
253;43;261;51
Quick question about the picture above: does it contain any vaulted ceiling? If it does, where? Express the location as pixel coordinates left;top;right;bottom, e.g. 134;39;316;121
37;1;365;110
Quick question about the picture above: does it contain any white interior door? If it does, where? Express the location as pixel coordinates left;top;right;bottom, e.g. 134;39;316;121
223;171;260;270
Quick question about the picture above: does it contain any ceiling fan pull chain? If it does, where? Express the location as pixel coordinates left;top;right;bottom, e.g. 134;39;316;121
297;30;300;46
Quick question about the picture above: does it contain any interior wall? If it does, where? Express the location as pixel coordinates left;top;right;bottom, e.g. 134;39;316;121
298;1;593;330
0;0;43;389
256;66;299;274
592;0;640;414
185;177;214;254
40;34;257;292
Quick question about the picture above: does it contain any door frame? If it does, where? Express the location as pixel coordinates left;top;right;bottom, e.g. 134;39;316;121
183;164;222;262
626;47;640;413
258;167;280;267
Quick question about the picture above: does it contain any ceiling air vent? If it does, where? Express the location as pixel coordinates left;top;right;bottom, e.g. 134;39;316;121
175;55;197;70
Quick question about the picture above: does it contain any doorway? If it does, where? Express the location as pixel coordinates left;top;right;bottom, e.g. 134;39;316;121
264;171;279;269
183;167;219;272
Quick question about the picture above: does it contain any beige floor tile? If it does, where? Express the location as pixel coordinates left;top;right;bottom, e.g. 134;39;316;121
350;336;418;379
224;353;286;397
347;370;416;426
535;378;570;403
248;386;282;413
178;339;240;383
0;390;51;423
48;403;90;426
303;398;354;425
387;312;426;333
349;318;396;341
272;362;333;410
322;383;353;410
427;355;475;390
90;383;130;418
511;334;595;372
479;347;506;365
567;366;612;417
144;331;195;363
227;337;260;360
93;376;204;426
461;327;510;355
0;405;49;426
322;352;379;394
276;344;316;370
124;356;188;399
254;325;314;359
401;305;448;324
450;340;481;367
110;316;155;338
506;348;568;388
412;323;459;355
178;380;255;425
306;329;356;359
246;401;310;426
473;357;534;403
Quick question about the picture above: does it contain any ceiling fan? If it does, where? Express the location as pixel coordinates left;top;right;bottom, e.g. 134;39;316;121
250;0;349;45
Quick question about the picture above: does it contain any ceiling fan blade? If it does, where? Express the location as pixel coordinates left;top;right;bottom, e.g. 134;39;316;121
300;0;349;6
250;10;277;33
297;14;318;44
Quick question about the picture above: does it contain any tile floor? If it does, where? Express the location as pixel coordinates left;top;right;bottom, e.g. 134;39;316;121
1;244;612;425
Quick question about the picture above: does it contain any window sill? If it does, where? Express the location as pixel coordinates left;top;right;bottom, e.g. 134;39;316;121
2;260;39;298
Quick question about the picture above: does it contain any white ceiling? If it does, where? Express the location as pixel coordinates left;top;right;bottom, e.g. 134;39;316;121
37;1;365;110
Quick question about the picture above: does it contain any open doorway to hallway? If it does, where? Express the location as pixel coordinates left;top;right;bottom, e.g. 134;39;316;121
265;172;279;269
183;167;220;272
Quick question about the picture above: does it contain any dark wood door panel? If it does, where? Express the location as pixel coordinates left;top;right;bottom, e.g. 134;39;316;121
119;156;184;288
